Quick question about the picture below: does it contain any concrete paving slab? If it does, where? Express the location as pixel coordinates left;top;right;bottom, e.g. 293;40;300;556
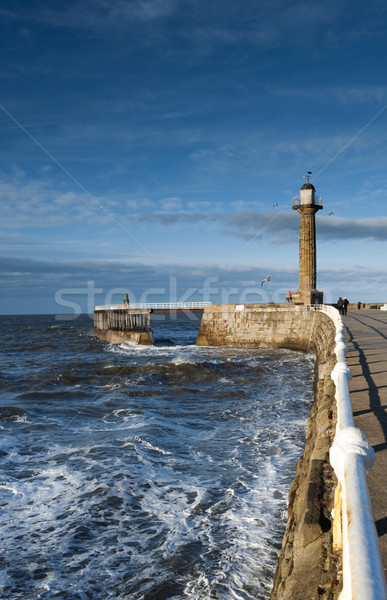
343;310;387;577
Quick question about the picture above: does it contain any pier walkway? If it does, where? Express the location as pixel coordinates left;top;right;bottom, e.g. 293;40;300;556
94;302;211;311
344;310;387;575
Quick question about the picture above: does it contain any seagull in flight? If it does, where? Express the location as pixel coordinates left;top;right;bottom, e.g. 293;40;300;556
260;275;271;286
273;203;278;206
329;211;334;215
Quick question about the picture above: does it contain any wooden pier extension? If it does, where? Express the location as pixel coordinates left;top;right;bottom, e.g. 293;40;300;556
93;308;153;345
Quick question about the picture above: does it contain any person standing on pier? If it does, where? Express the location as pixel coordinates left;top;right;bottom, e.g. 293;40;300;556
343;297;349;315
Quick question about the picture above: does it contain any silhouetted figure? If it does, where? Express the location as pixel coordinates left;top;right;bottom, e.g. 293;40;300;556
337;297;344;315
343;297;349;315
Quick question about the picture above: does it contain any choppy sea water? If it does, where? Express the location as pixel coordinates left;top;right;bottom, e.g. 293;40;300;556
0;313;315;600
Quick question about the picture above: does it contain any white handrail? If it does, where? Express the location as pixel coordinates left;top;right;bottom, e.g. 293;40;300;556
306;304;387;600
293;195;323;207
94;302;212;311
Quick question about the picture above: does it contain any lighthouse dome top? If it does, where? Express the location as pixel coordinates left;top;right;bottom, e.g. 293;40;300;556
293;174;322;211
301;181;315;191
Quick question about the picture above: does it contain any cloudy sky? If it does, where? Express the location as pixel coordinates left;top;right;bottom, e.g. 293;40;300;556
1;0;387;314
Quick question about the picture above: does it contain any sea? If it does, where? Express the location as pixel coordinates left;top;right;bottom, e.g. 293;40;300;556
0;313;315;600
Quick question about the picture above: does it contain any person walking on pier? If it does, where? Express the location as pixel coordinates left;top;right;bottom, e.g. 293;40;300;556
343;297;349;315
286;291;292;303
337;297;344;315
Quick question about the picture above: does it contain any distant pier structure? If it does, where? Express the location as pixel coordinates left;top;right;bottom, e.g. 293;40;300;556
93;301;211;345
94;306;153;345
292;174;324;305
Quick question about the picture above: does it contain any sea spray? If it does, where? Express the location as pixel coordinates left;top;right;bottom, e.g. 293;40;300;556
0;314;315;600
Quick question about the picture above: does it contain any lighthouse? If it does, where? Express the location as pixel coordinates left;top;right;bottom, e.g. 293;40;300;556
291;173;324;305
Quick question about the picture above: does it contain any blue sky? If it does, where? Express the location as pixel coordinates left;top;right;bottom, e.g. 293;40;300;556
1;0;387;314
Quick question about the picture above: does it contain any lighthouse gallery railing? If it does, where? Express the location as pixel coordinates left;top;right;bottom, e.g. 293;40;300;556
307;304;387;600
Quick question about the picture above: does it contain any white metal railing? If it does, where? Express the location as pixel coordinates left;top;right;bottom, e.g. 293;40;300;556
293;195;323;208
94;302;212;311
306;304;387;600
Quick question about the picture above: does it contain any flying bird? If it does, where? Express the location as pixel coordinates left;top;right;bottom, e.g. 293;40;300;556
273;203;278;206
329;211;334;215
260;275;271;286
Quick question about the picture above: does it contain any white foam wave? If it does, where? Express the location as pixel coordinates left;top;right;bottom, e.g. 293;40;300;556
134;435;172;455
171;354;198;365
219;377;233;384
0;484;18;495
13;415;30;423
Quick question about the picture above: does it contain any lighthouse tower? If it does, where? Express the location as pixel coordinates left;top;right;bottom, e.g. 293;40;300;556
291;173;324;305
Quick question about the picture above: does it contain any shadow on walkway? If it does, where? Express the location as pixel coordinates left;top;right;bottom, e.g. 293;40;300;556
345;324;387;447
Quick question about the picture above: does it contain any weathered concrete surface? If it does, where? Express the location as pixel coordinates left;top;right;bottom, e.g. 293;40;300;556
197;304;342;599
343;310;387;578
93;328;152;345
197;303;331;355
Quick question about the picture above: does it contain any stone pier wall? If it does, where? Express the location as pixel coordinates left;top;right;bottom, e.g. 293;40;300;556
197;304;342;599
93;328;153;345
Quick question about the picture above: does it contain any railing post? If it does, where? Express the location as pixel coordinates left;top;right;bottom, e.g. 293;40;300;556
330;427;385;600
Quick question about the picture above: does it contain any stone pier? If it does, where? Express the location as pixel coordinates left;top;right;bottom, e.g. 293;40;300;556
197;303;342;599
93;308;153;345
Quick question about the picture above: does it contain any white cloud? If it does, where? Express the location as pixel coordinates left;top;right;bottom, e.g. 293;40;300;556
0;173;107;228
1;253;386;314
124;209;387;244
126;198;155;210
160;196;183;211
318;215;387;241
2;167;386;247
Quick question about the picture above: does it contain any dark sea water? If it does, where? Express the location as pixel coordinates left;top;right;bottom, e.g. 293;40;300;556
0;313;315;600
